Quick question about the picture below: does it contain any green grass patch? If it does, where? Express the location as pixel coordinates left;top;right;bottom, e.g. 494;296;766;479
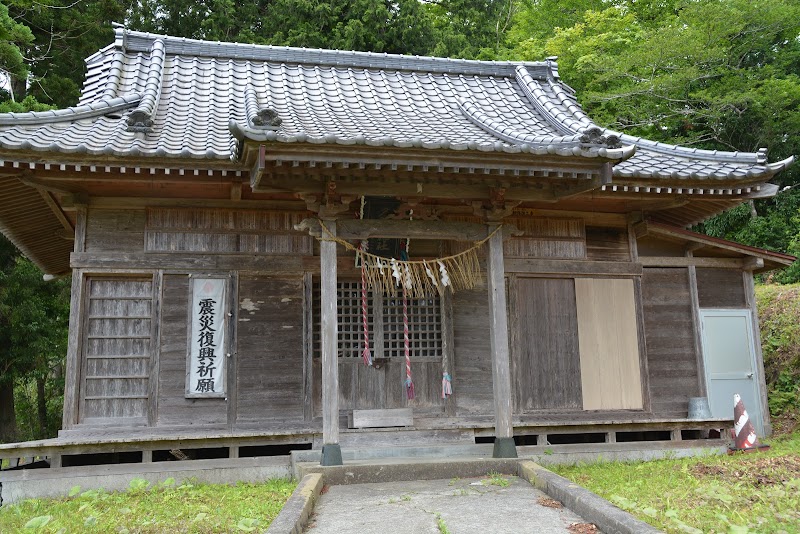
0;477;296;533
551;431;800;533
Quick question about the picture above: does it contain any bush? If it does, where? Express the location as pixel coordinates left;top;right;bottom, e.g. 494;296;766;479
756;283;800;433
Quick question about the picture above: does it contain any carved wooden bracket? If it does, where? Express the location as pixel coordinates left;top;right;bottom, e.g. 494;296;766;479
299;182;356;219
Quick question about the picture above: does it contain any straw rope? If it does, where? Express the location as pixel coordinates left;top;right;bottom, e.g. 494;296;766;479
318;220;502;298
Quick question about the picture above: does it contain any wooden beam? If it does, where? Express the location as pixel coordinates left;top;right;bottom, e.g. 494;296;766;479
303;272;314;422
62;269;85;429
70;252;311;272
296;218;522;241
63;196;308;211
486;224;515;455
36;188;74;233
320;220;340;456
147;271;163;427
639;256;750;268
632;221;648;239
686;261;707;398
258;174;573;202
504;258;642;277
742;257;765;271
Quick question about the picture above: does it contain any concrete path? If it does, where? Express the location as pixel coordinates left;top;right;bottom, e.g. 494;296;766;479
305;475;600;534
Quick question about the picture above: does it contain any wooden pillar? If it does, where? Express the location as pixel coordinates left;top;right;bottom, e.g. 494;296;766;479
320;220;343;465
486;224;516;458
62;204;87;429
686;251;708;398
744;270;772;436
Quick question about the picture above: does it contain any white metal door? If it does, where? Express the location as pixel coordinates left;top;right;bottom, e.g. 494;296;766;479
699;309;763;435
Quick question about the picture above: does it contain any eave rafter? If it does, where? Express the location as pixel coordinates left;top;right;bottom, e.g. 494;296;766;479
246;142;611;202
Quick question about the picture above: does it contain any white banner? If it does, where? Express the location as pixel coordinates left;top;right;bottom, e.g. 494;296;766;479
186;277;227;397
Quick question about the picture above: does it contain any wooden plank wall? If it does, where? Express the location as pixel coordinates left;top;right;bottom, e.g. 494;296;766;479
81;278;152;423
157;274;227;426
84;209;145;253
696;268;747;308
146;208;312;254
641;268;700;416
586;226;631;262
452;288;493;416
511;278;582;411
504;217;586;258
236;276;305;423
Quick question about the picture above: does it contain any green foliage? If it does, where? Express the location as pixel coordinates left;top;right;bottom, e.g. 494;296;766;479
0;95;54;113
0;1;34;83
4;0;126;107
0;478;296;533
509;0;800;266
0;235;69;442
756;283;800;432
552;431;800;533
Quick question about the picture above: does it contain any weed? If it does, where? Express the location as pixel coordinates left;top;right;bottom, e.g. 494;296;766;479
484;472;510;487
435;513;450;534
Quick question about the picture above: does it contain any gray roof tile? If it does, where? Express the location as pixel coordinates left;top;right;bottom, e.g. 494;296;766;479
0;27;793;180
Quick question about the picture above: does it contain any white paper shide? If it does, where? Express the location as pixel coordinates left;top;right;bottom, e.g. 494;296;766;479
186;278;226;397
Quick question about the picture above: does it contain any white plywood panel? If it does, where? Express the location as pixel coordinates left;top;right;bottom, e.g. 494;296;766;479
576;278;643;410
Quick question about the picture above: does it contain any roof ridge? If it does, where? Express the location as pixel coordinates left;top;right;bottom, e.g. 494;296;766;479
114;26;554;78
125;39;165;132
611;131;768;163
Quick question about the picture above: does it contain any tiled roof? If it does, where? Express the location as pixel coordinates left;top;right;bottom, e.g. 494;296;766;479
0;26;793;182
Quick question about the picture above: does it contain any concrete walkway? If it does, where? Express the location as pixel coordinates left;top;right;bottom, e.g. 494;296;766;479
305;475;599;534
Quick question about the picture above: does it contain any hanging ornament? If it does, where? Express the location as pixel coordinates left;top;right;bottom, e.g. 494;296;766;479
359;242;372;367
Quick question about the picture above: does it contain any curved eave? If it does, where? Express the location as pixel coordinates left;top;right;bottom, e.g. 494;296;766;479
229;120;637;160
0;94;142;126
614;155;795;183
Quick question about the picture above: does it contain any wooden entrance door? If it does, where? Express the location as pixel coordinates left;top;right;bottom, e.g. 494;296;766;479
312;281;447;416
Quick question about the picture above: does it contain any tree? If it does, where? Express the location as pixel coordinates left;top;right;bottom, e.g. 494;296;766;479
7;0;127;108
0;236;70;442
508;0;800;272
0;1;34;101
428;0;519;58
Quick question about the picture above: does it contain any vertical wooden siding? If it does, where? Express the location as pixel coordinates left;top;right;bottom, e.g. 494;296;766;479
696;268;747;308
146;208;312;254
503;217;586;258
84;209;146;253
81;278;152;422
575;278;643;410
641;268;701;416
511;278;582;411
236;276;305;422
585;226;631;262
452;288;493;415
157;274;227;426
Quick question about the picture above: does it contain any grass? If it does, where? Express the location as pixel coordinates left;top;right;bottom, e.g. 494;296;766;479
0;477;296;533
483;471;511;487
435;512;450;534
551;431;800;534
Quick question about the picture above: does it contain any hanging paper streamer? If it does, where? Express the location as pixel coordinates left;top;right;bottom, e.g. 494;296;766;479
358;242;372;366
318;221;501;299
